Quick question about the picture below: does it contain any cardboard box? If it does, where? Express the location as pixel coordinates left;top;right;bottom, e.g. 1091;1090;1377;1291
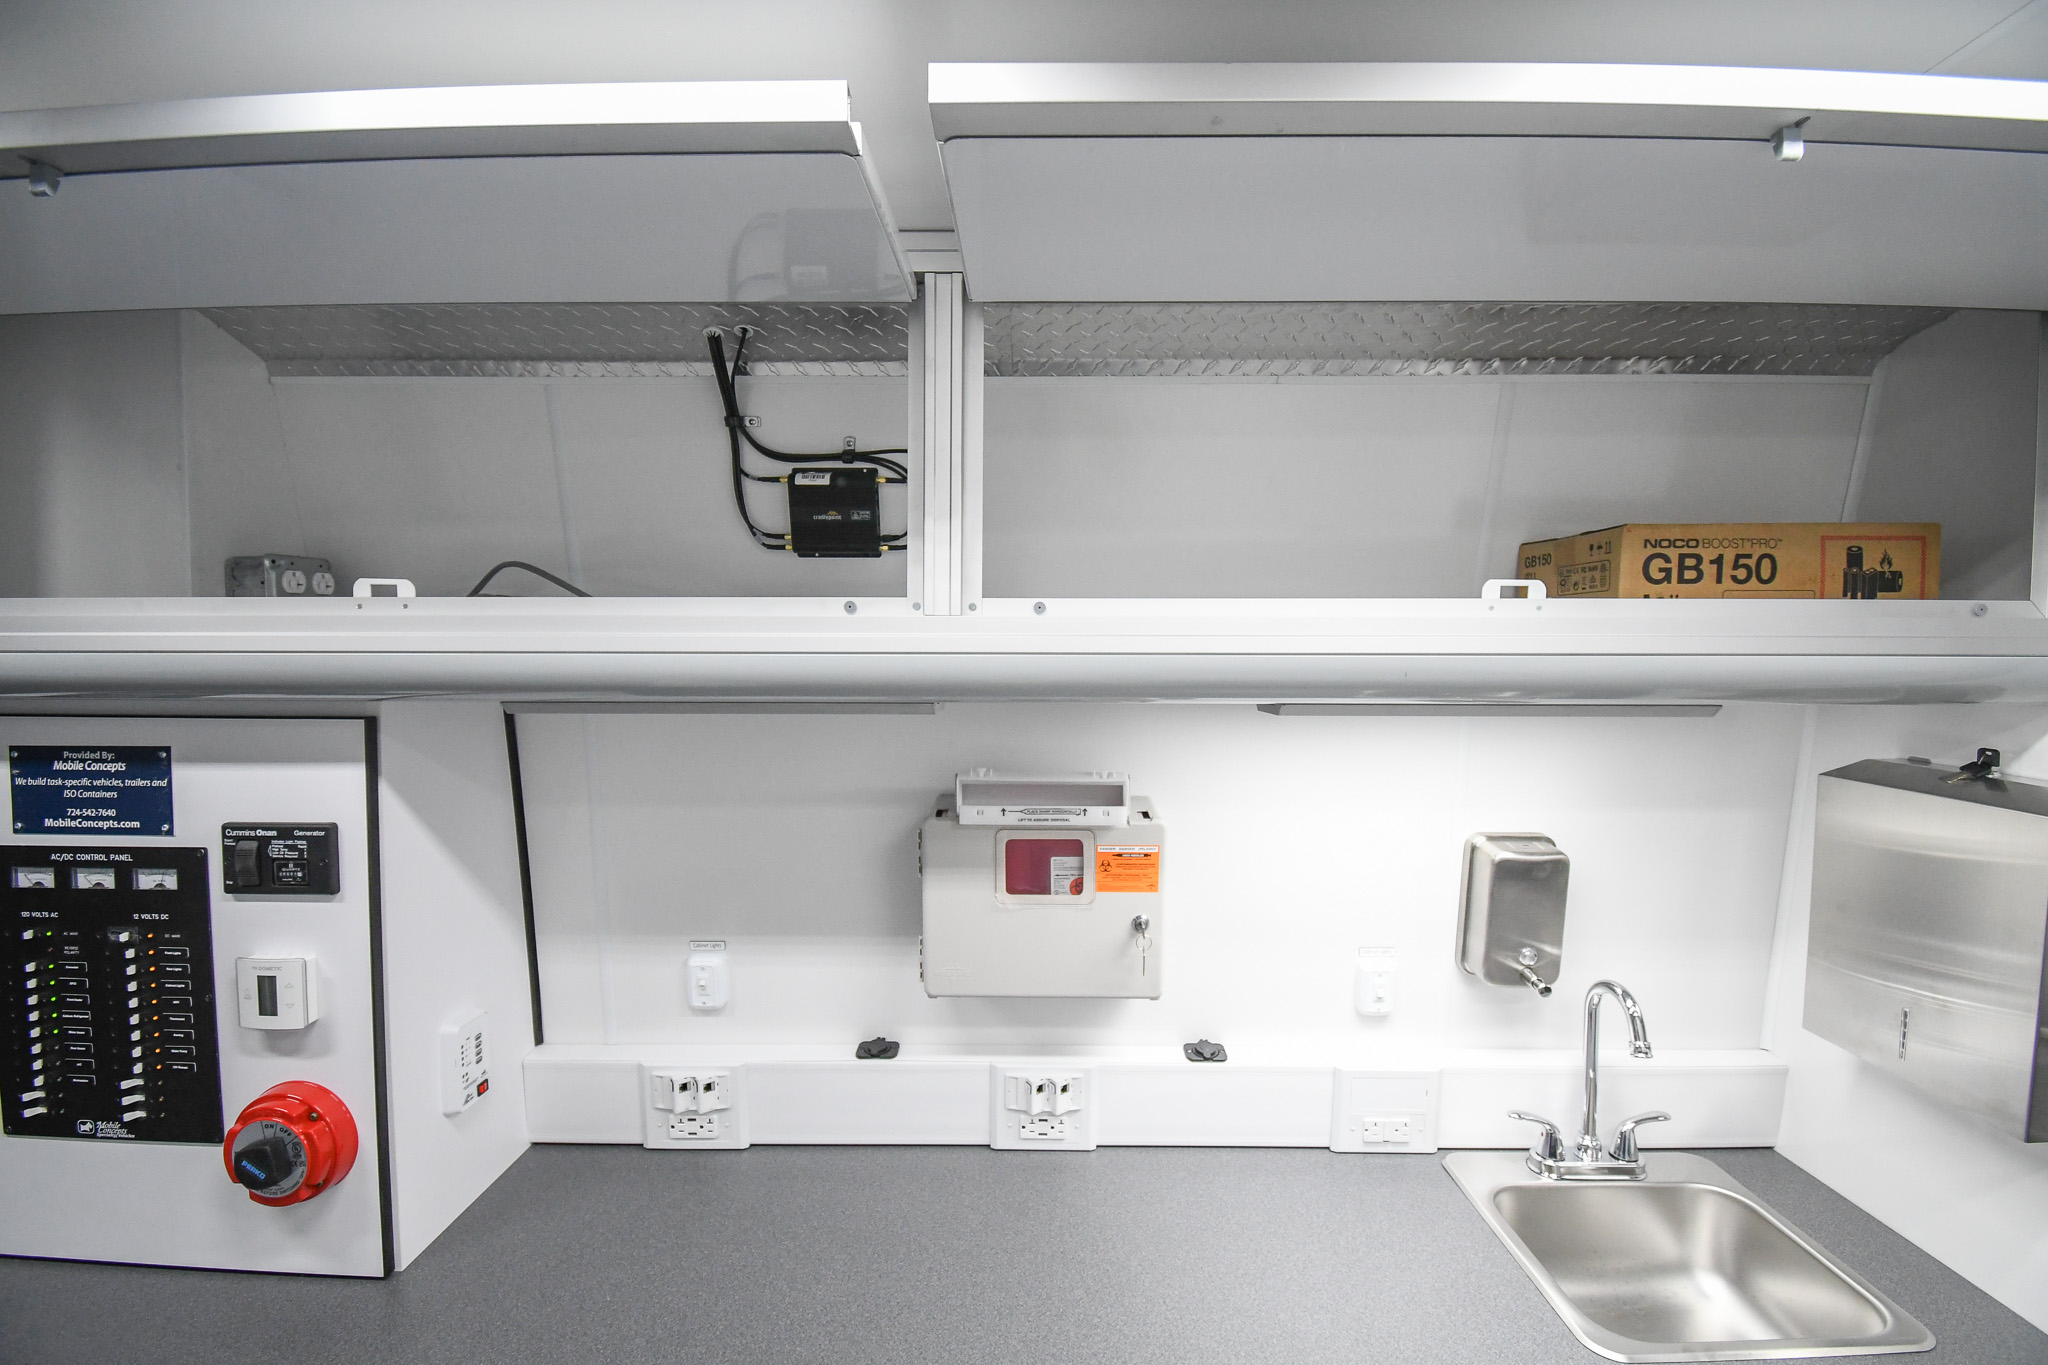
1516;523;1940;600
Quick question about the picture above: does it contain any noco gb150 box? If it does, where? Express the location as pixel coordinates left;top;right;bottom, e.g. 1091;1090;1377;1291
1516;523;1939;600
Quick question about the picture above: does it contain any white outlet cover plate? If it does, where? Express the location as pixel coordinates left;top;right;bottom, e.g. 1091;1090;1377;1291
990;1065;1097;1150
641;1063;750;1149
686;951;730;1011
1330;1068;1439;1153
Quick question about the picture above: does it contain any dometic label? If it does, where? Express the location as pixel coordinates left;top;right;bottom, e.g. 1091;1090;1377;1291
1095;845;1161;893
10;747;173;836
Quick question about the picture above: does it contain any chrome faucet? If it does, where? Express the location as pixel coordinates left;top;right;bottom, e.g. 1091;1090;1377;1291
1508;979;1669;1180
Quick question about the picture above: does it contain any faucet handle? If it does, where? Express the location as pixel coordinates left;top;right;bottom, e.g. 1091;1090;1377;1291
1608;1110;1671;1163
1507;1111;1566;1162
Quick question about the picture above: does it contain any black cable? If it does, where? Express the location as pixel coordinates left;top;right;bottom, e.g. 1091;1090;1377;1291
709;332;794;549
467;561;592;597
707;328;913;552
727;328;911;479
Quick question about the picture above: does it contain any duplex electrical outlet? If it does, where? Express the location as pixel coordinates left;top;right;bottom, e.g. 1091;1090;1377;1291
1330;1069;1440;1153
991;1067;1095;1150
641;1064;749;1150
1343;1113;1427;1146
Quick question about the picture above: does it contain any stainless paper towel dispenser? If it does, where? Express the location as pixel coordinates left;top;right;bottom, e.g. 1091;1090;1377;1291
1457;833;1569;995
1806;754;2048;1142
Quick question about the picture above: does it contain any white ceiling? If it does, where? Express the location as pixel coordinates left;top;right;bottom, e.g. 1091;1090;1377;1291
2;0;2045;230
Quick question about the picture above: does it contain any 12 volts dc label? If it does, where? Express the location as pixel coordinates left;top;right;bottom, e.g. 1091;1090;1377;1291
9;747;173;835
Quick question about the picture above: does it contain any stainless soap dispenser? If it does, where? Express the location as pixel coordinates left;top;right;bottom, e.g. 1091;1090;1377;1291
1457;833;1569;996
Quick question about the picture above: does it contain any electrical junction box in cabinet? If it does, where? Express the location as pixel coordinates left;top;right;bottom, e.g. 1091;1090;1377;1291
1807;758;2048;1141
921;774;1162;998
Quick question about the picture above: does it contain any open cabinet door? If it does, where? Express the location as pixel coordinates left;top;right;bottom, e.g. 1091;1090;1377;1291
933;62;2048;307
0;81;911;311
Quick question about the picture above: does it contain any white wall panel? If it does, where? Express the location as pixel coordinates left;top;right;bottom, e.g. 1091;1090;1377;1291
1487;378;1869;572
982;379;1499;598
0;311;188;596
546;377;908;597
984;376;1873;598
375;701;534;1271
270;379;563;597
518;702;1801;1054
181;311;301;594
243;375;909;599
1853;310;2042;600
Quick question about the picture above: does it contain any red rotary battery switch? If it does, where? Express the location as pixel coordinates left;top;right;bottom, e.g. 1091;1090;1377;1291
223;1080;359;1206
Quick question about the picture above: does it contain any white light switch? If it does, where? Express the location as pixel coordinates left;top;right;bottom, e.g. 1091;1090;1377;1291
1355;948;1397;1016
439;1011;489;1115
236;956;318;1030
686;950;729;1011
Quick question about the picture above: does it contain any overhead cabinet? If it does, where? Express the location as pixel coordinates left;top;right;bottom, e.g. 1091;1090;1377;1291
0;81;911;310
932;63;2048;305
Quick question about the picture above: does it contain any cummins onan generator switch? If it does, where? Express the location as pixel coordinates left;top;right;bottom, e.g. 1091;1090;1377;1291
3;845;224;1144
920;772;1164;998
221;824;339;895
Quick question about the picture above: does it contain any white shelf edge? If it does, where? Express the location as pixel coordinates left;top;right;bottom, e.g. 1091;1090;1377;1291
930;61;2048;153
0;598;2046;702
0;80;863;178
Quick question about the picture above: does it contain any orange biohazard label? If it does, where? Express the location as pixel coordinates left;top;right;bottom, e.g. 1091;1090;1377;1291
1095;845;1161;893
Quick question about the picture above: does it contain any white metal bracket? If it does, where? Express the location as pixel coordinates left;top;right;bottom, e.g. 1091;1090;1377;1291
908;272;983;615
2033;312;2048;616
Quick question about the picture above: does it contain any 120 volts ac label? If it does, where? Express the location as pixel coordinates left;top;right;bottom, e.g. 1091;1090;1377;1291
1095;846;1160;893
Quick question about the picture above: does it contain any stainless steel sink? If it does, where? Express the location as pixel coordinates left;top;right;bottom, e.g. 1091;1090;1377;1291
1443;1151;1935;1362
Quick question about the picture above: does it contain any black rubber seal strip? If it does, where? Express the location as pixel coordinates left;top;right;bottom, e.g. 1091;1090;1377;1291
362;717;397;1278
503;711;545;1046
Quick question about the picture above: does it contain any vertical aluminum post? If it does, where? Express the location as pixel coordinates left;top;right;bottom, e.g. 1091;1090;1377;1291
2032;312;2048;615
908;272;982;616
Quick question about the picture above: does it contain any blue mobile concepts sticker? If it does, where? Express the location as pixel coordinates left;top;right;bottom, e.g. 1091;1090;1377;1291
9;745;174;835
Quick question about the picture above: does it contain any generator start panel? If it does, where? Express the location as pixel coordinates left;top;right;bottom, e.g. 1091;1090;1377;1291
4;845;224;1144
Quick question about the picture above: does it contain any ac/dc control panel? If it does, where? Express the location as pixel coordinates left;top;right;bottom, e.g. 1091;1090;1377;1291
3;846;223;1144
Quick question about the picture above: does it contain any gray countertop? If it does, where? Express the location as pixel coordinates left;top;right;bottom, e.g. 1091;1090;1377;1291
2;1146;2043;1364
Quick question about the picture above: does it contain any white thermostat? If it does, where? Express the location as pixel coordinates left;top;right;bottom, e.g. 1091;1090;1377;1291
439;1011;490;1115
235;956;319;1030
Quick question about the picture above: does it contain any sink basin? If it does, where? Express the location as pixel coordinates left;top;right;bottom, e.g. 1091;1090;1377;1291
1443;1151;1934;1362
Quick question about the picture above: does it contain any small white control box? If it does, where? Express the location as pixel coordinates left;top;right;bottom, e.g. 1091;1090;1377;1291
235;956;318;1030
439;1010;490;1115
